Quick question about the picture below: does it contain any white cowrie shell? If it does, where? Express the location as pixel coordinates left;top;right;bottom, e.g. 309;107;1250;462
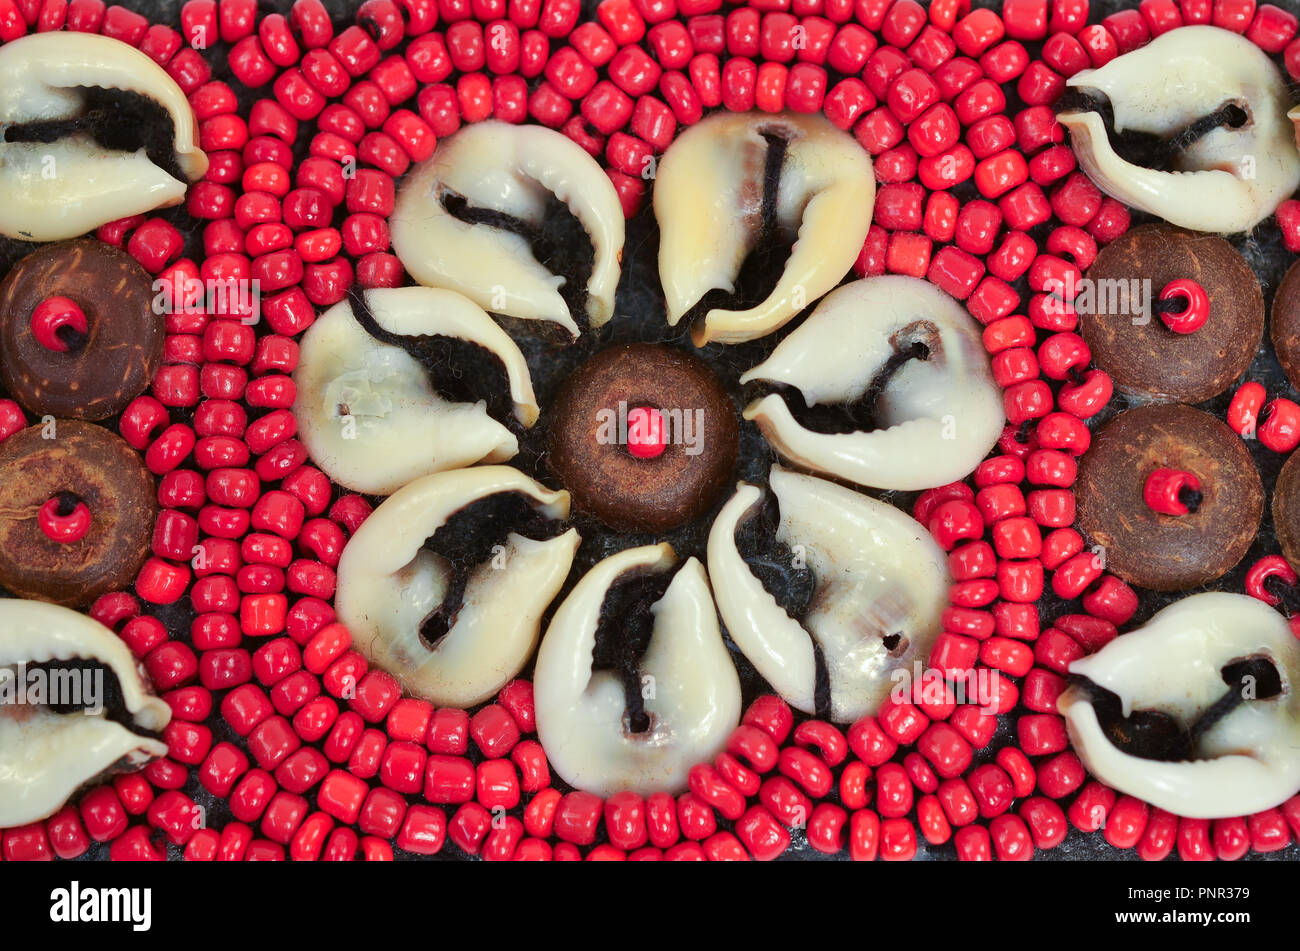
1058;25;1300;234
0;32;207;242
655;111;875;346
335;466;578;708
533;545;741;796
1060;592;1300;819
742;276;1003;491
707;468;949;723
293;286;539;496
391;120;625;337
0;598;170;828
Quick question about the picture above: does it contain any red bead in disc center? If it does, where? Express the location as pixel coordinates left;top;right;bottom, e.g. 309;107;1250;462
626;406;667;459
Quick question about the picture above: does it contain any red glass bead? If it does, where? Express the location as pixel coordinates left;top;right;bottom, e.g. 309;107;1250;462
1157;278;1210;334
1259;398;1300;453
953;7;1004;55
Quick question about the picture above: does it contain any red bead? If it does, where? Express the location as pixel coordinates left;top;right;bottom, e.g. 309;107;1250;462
843;808;879;861
1143;467;1202;517
966;115;1016;161
273;69;325;121
916;723;971;777
907;24;957;71
1087;197;1131;244
1210;816;1250;861
789;721;846;769
1260;398;1300;452
1248;808;1293;852
1212;0;1256;32
1247;553;1298;607
1226;380;1267;437
908;101;959;157
395;805;446;856
822;25;872;78
756;776;808;829
1014;798;1065;852
35;491;90;543
1075;23;1116;69
924;191;959;243
1157;278;1209;334
551;791;603;846
594;791;646;851
999;182;1052;231
688;763;746;820
991;346;1038;387
854;106;903;155
980;635;1035;677
731;804;787;860
538;0;579;35
929;632;976;684
598;0;645;41
1042;34;1089;79
1037;751;1086;799
881;0;926;46
1082;574;1138;625
254;13;299;66
914;482;976;526
918;143;974;191
927;499;984;550
949;540;996;580
1247;3;1297;50
0;400;24;445
974;150;1028;199
886;68;937;126
1057;368;1112;419
882;230;928;278
784;62;826;113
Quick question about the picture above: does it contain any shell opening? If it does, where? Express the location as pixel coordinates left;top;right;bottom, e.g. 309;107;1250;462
344;286;521;431
1056;88;1249;172
416;490;571;651
1074;654;1284;763
590;567;677;736
672;129;798;340
747;337;933;437
437;183;596;339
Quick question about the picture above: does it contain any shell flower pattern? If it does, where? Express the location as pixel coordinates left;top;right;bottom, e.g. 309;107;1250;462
306;113;985;800
3;0;1300;868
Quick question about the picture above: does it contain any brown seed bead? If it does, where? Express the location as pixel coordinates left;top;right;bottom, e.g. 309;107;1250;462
1075;404;1262;592
547;343;738;533
0;421;157;607
1269;258;1300;392
1271;450;1300;573
0;240;163;420
1079;224;1262;404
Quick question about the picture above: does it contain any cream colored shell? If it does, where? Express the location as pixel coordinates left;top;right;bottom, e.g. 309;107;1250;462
336;466;578;708
1059;26;1300;233
293;286;538;496
654;111;875;346
533;545;741;796
0;599;171;828
391;120;624;337
0;32;207;241
1060;592;1300;819
743;276;1003;491
707;468;949;723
